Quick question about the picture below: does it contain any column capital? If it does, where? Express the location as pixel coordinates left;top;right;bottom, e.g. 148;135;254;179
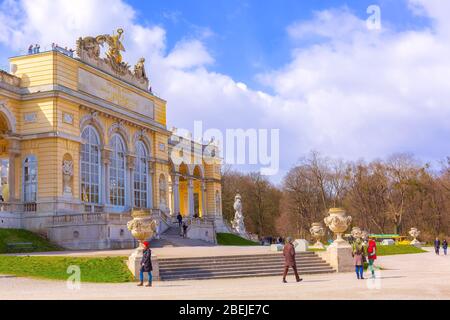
188;179;194;188
126;154;136;170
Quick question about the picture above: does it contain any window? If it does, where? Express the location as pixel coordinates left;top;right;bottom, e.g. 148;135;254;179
110;134;126;207
81;126;101;204
134;141;148;208
159;174;167;209
23;156;37;203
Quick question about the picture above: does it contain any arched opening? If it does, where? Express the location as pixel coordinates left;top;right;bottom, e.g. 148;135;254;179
134;141;148;209
80;126;101;204
178;163;189;216
109;134;126;207
0;109;17;203
193;165;204;218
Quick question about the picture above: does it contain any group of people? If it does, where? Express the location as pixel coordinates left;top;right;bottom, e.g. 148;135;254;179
352;238;378;280
434;238;448;256
28;44;40;54
176;212;188;238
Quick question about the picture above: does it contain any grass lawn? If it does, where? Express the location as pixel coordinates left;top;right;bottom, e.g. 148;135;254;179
217;233;259;246
0;229;62;253
377;245;427;256
0;256;134;283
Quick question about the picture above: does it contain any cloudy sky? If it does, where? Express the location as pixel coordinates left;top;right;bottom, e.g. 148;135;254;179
1;0;449;183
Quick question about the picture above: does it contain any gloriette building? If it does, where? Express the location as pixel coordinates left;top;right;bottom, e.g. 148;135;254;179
0;29;225;249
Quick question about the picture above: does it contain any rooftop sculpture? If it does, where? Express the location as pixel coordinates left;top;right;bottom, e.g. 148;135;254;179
76;28;150;91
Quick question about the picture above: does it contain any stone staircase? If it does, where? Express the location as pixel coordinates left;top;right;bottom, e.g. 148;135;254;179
151;226;214;248
158;251;335;281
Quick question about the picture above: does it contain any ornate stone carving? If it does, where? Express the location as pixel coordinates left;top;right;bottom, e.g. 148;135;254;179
310;223;325;249
231;193;247;237
76;29;150;91
62;160;74;195
127;209;157;242
324;208;352;244
350;226;363;239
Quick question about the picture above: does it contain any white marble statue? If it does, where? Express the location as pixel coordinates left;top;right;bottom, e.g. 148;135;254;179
231;193;247;236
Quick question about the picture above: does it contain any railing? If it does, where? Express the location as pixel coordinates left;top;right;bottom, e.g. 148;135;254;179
51;212;131;226
0;202;13;212
24;203;37;212
84;204;104;213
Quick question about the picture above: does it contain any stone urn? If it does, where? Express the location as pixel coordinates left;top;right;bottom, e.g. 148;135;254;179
127;209;157;245
324;208;352;244
309;223;325;249
351;226;363;239
409;227;421;247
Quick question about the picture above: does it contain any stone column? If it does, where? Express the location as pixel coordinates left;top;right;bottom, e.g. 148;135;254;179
7;138;20;203
201;180;207;217
102;149;111;205
148;160;155;209
8;151;19;203
187;178;194;217
172;174;180;215
126;154;136;209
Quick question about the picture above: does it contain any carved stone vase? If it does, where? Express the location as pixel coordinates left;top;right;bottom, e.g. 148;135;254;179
324;208;353;244
351;226;363;239
309;223;325;249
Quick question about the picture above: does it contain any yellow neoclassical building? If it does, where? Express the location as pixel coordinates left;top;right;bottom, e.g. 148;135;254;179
0;30;225;249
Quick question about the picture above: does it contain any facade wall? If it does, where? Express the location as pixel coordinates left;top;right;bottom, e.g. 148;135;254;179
0;47;224;249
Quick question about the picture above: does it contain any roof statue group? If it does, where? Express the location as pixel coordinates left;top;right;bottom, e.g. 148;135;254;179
76;28;150;91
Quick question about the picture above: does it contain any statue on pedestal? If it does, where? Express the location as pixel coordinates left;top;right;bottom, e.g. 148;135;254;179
231;193;247;237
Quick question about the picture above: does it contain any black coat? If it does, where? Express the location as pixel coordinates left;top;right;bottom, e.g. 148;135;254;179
140;249;152;272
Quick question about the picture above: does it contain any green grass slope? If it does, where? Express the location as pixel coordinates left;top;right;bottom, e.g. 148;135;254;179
0;229;62;253
216;233;259;246
0;256;134;283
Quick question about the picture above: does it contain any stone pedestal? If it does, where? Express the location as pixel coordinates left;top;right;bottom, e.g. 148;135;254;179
310;241;325;250
410;239;422;248
293;239;309;252
325;241;353;272
270;244;283;252
127;247;160;281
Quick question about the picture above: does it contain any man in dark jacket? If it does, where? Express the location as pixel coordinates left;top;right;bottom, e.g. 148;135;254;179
138;241;153;287
282;237;302;283
177;213;183;227
434;238;441;255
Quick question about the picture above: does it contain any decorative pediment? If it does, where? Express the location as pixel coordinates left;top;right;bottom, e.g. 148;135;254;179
76;28;150;91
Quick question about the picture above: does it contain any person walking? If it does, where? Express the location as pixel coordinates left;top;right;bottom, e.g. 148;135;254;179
367;238;377;279
282;237;302;283
182;222;188;238
176;212;183;228
434;238;441;256
442;239;448;256
137;241;152;287
352;238;365;280
28;45;33;54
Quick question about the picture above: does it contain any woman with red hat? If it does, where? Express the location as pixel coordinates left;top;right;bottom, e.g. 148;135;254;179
367;239;377;279
138;241;153;287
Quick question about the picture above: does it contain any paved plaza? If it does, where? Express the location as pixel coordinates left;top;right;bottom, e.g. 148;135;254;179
1;248;449;300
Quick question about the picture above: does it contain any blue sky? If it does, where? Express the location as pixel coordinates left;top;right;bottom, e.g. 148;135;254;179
125;0;431;91
0;0;448;184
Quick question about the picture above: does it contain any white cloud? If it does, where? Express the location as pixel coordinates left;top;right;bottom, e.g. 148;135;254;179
0;0;449;181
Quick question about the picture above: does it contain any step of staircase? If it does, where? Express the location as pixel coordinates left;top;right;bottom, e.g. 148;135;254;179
158;252;335;281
